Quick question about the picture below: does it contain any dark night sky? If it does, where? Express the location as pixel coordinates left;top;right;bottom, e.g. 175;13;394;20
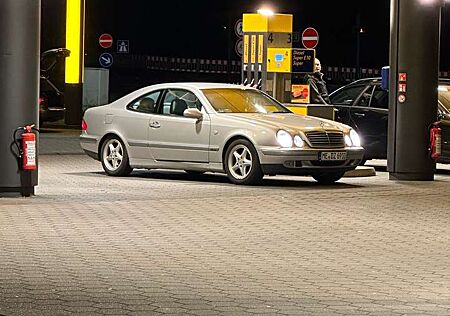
42;0;449;70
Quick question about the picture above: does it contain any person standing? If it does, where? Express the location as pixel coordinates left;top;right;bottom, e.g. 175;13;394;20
304;58;331;104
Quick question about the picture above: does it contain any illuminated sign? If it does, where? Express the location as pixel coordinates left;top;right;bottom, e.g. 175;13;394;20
251;35;256;63
291;49;315;73
291;84;310;104
243;35;249;64
274;54;284;62
65;0;85;84
267;48;291;73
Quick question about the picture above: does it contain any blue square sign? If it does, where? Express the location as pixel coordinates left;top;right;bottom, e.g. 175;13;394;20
117;40;129;53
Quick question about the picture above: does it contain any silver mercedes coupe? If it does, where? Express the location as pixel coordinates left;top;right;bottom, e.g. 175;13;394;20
80;83;364;184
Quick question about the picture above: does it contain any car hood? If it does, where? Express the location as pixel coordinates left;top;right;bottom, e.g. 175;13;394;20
223;113;350;133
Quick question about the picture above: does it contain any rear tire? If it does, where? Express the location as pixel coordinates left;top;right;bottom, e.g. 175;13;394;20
224;139;263;185
312;171;345;184
101;136;133;176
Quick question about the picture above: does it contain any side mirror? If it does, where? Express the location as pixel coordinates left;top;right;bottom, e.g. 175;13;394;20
183;108;203;121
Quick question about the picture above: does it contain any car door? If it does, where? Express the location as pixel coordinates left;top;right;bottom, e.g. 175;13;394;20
148;88;211;163
349;84;389;158
117;90;161;160
329;84;370;125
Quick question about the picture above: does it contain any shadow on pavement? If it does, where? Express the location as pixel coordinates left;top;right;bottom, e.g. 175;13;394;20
75;169;361;189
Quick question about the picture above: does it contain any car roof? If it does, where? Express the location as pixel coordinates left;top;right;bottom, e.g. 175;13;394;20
346;77;450;86
144;82;256;90
112;82;259;107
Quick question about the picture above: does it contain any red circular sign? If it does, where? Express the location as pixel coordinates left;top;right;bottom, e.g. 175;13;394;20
99;33;113;49
302;27;319;49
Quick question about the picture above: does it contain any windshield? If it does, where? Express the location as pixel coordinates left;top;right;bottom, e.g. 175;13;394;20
438;85;450;112
202;88;290;114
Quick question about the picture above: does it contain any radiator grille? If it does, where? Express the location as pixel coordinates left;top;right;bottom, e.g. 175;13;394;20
305;131;345;148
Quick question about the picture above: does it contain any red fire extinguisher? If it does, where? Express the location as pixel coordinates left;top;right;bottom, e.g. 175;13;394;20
430;123;442;161
13;124;38;170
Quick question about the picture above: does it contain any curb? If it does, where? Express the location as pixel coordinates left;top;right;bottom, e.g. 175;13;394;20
344;166;376;177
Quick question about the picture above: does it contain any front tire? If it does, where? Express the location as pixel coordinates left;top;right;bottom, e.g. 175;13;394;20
224;139;263;185
312;171;345;184
101;137;133;176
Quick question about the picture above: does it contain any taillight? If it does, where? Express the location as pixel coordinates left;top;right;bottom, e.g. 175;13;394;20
39;97;44;106
81;119;88;131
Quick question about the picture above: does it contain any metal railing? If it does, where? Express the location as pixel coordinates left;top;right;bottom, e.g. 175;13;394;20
114;54;450;82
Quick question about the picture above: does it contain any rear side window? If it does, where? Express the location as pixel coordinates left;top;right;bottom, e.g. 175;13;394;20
330;85;367;105
128;90;161;114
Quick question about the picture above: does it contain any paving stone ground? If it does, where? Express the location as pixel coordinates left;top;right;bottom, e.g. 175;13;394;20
1;137;449;315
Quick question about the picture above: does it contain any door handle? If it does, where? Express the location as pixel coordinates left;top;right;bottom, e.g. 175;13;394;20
354;113;365;118
149;121;160;128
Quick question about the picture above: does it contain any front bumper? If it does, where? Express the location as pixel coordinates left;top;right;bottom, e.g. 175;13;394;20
259;146;365;175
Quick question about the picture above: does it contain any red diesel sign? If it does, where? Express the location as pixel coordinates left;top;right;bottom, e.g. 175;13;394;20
99;33;113;49
302;27;319;49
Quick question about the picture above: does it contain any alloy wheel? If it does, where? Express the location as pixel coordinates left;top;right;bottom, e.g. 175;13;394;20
103;139;124;171
227;144;253;180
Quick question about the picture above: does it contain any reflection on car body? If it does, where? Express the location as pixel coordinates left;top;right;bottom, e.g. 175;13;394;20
330;78;450;163
80;83;364;185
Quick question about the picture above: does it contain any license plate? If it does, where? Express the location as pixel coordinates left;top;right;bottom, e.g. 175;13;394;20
320;152;347;161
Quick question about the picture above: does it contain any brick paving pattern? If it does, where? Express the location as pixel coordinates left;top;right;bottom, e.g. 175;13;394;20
0;153;449;315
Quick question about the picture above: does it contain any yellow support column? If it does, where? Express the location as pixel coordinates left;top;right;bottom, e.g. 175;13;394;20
65;0;85;126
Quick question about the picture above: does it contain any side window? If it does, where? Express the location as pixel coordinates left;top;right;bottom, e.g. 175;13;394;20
160;89;202;116
355;86;375;107
128;91;161;114
329;85;367;105
370;85;389;109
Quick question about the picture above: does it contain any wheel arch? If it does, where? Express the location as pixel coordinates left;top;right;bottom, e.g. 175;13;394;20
221;134;259;167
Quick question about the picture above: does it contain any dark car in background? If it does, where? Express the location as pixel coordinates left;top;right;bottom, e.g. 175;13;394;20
329;78;450;163
39;48;70;124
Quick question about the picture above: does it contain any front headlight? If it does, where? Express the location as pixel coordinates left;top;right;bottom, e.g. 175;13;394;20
349;129;361;147
277;130;293;148
293;135;304;148
344;135;352;147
